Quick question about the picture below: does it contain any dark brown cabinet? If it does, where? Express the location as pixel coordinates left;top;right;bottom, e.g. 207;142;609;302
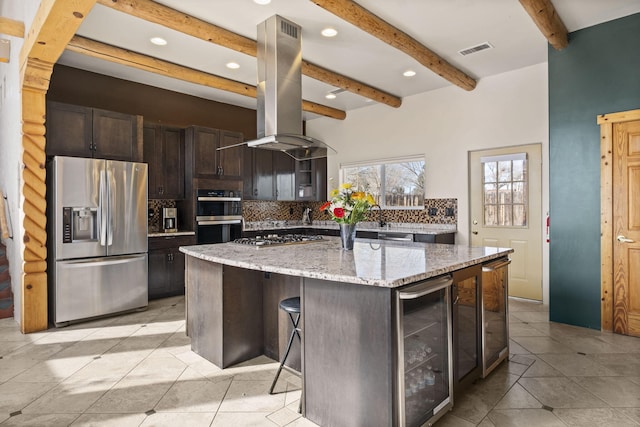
243;147;276;200
243;149;296;200
148;234;195;299
296;157;327;201
274;152;295;200
46;101;141;161
185;126;243;180
144;124;185;199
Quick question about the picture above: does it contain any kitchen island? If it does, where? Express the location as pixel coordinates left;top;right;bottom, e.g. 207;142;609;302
180;237;512;427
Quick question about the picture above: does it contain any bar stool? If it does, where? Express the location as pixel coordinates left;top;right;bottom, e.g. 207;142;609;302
269;296;302;408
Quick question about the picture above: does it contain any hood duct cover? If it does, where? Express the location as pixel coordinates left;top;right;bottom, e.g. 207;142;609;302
246;15;335;161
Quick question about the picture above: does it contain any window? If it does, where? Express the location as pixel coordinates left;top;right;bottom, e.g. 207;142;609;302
340;156;425;208
481;153;528;227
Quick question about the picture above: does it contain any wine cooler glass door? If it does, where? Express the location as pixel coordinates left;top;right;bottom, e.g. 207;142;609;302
397;276;453;427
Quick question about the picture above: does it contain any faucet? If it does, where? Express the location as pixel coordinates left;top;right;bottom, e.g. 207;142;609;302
371;204;386;227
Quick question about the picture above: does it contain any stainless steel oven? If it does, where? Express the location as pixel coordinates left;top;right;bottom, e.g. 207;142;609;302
196;189;242;244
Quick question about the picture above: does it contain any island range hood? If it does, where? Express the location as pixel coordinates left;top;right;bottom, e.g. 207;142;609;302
246;15;336;161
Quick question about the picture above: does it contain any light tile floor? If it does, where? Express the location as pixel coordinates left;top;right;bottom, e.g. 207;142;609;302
439;298;640;426
0;297;639;426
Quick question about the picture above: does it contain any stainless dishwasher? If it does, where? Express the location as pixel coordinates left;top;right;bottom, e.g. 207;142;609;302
378;231;414;242
396;275;454;427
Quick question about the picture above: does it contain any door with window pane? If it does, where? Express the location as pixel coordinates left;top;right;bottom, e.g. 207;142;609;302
469;144;542;300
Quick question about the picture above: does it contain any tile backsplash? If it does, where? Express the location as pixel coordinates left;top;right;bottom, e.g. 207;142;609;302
148;199;176;232
243;198;457;225
148;198;457;233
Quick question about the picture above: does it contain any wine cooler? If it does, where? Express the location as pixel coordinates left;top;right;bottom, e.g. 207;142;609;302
481;257;511;377
396;275;453;427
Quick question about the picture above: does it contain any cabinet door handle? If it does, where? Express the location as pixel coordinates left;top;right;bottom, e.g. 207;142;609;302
253;189;258;196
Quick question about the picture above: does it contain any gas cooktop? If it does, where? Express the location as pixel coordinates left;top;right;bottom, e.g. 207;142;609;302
233;234;323;248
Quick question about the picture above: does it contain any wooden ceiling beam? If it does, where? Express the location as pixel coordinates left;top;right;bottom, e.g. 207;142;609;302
519;0;568;50
310;0;476;91
96;0;401;108
66;36;346;120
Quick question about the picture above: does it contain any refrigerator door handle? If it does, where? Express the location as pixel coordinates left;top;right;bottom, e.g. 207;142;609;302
107;168;115;246
99;169;108;246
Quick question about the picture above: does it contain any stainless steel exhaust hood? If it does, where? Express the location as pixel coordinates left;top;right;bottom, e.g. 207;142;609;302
246;15;336;161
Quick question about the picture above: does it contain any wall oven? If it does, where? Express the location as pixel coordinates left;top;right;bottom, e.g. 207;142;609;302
196;189;242;244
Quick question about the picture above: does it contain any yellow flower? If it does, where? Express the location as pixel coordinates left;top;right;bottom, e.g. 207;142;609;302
340;183;352;190
366;194;375;205
352;191;365;200
330;188;339;198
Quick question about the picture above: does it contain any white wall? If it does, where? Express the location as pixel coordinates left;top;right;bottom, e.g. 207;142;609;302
307;63;550;303
0;0;42;326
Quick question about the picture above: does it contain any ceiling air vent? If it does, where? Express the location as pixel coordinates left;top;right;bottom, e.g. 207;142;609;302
458;42;493;57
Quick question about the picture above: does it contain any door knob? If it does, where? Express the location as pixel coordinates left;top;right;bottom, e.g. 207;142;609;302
472;231;478;235
617;235;635;243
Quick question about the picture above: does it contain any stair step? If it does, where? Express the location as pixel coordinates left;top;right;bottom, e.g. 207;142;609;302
0;297;14;319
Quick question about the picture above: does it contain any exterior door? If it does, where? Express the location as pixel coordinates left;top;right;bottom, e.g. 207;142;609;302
612;119;640;337
469;144;542;300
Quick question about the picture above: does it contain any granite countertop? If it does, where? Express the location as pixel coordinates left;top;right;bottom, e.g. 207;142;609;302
180;237;511;288
244;221;456;235
148;230;195;238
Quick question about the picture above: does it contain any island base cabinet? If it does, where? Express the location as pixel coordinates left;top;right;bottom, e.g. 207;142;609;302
303;276;454;427
302;278;395;427
186;258;263;368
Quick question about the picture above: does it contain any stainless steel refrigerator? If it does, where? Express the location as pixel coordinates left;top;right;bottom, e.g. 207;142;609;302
48;156;148;326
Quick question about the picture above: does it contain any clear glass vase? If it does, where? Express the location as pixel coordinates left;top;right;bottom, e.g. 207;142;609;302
339;223;357;250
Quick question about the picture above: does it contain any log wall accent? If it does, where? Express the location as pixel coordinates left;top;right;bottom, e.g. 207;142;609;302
18;0;97;333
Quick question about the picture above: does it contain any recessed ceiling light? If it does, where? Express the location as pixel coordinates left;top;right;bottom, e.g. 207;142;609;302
226;62;240;69
403;70;416;77
253;0;271;4
325;93;337;100
150;37;167;46
321;28;338;37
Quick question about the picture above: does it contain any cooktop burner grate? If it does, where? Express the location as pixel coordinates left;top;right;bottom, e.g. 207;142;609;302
233;234;323;247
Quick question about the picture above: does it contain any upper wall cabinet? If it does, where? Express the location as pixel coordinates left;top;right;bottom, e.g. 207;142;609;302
46;101;142;162
296;157;327;201
143;124;185;200
184;126;244;180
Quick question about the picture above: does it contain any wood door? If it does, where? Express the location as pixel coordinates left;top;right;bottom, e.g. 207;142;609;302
274;151;295;200
92;108;138;161
188;126;219;177
148;248;170;299
612;119;640;337
218;130;244;179
45;101;92;157
143;124;161;197
254;149;275;200
469;144;542;300
160;127;184;199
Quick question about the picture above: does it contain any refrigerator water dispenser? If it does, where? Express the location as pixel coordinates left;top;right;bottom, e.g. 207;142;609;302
64;207;98;242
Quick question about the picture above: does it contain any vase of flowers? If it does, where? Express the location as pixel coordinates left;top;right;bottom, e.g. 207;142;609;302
320;183;375;250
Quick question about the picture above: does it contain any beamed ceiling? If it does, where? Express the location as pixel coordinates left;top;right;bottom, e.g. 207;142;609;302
53;0;640;120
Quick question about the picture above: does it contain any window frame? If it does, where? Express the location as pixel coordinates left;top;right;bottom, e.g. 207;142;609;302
339;155;426;210
480;152;529;228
